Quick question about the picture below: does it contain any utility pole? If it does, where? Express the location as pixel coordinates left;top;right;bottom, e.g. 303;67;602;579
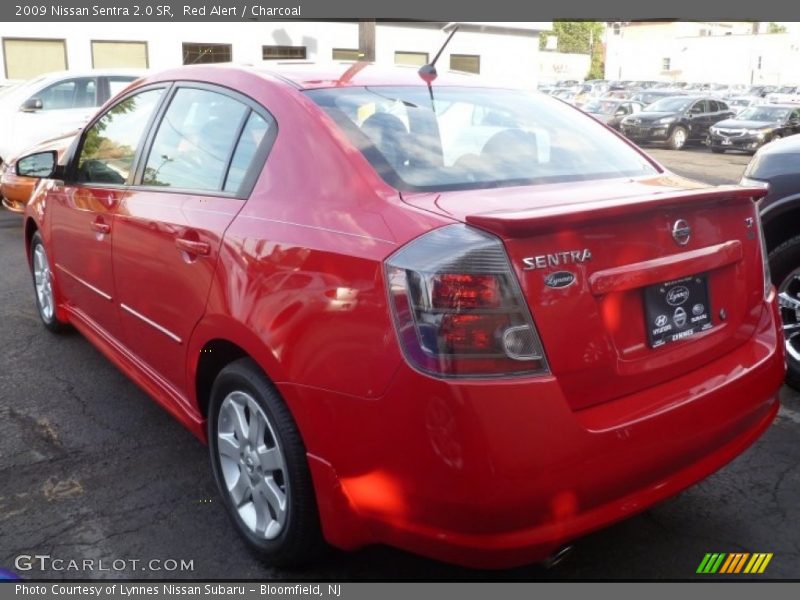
358;20;376;61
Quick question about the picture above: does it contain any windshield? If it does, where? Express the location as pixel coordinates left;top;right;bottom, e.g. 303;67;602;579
644;97;692;112
737;106;790;122
307;86;657;192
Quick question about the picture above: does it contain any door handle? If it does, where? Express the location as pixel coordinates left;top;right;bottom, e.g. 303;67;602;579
175;237;210;256
90;220;111;235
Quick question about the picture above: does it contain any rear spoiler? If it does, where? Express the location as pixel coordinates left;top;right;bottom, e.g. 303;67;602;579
465;185;768;237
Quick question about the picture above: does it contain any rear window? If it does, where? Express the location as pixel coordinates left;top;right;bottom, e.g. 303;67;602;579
306;86;657;192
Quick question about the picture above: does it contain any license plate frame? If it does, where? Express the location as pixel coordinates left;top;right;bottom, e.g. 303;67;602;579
643;275;713;348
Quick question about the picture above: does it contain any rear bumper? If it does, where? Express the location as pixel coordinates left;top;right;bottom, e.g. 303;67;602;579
287;299;785;569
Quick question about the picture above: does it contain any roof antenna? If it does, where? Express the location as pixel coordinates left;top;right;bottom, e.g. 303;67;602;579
418;22;460;101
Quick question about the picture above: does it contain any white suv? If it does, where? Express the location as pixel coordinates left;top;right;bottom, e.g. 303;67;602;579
0;69;145;164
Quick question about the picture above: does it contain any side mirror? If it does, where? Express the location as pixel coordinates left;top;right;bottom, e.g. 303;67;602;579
20;97;44;112
16;151;57;179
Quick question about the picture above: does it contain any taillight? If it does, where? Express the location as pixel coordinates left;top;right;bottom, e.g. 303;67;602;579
385;224;548;378
755;206;772;300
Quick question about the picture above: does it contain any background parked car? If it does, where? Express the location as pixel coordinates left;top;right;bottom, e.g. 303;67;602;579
766;86;800;105
741;135;800;388
620;96;734;149
629;89;684;106
0;69;142;166
727;96;762;115
0;132;74;212
583;98;645;130
709;105;800;154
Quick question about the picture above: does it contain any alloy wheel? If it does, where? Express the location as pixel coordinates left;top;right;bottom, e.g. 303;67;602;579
778;267;800;362
216;390;288;540
33;244;54;321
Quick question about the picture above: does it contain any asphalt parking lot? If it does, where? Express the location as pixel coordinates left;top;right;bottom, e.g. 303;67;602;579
2;147;800;581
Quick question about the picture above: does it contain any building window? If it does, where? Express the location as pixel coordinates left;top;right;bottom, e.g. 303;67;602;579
91;41;148;68
662;57;671;71
449;54;480;74
182;43;232;65
3;38;67;79
612;23;621;35
262;45;307;60
757;56;763;69
332;48;361;61
394;51;429;67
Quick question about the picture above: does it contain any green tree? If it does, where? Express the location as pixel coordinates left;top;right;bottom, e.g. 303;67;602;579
767;22;787;34
540;21;605;80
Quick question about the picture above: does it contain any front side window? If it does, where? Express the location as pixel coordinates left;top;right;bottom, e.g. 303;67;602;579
307;86;657;192
76;88;164;184
36;78;97;110
142;87;248;191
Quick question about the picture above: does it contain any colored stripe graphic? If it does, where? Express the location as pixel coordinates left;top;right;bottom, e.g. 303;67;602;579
698;552;773;574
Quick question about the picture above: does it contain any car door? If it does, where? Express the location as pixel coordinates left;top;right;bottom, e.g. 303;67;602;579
686;99;707;139
17;77;100;151
50;86;168;337
112;84;276;393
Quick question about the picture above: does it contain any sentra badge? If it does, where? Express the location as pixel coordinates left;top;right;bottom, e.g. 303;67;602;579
522;249;592;270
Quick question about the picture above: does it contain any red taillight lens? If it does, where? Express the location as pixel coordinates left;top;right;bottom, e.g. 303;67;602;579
385;224;548;378
440;313;507;352
432;274;502;309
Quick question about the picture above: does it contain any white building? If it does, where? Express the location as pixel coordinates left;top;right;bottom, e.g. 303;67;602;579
605;21;800;85
0;21;550;89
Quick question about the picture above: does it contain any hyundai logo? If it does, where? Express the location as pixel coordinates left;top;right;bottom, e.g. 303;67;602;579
672;219;691;246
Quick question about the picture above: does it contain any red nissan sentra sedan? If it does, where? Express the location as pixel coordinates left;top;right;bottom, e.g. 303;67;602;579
17;63;785;569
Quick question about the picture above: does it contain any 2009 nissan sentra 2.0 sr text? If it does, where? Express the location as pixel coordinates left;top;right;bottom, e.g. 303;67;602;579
17;63;785;569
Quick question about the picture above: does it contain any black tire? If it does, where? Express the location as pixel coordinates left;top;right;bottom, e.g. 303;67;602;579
711;147;725;154
208;358;324;567
769;234;800;390
667;126;688;150
29;231;68;334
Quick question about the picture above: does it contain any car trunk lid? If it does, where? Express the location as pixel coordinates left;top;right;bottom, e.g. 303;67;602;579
402;175;769;410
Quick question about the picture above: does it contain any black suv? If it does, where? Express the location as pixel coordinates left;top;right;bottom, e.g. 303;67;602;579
620;96;734;150
742;135;800;387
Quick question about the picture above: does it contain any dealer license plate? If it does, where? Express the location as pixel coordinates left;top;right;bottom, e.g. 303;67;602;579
643;275;713;348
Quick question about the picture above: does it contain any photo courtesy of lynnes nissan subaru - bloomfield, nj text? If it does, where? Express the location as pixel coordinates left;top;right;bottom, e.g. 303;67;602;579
15;62;785;569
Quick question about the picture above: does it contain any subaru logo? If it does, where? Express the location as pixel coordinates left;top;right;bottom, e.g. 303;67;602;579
666;285;690;306
672;219;691;246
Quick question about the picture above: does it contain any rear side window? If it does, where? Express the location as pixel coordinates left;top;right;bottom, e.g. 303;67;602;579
107;76;137;101
223;111;273;192
142;88;248;191
307;86;657;192
76;88;165;184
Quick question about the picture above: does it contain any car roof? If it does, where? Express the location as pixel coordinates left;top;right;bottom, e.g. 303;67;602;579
144;62;499;91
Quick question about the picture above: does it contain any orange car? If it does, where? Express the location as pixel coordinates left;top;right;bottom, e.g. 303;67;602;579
1;132;74;212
